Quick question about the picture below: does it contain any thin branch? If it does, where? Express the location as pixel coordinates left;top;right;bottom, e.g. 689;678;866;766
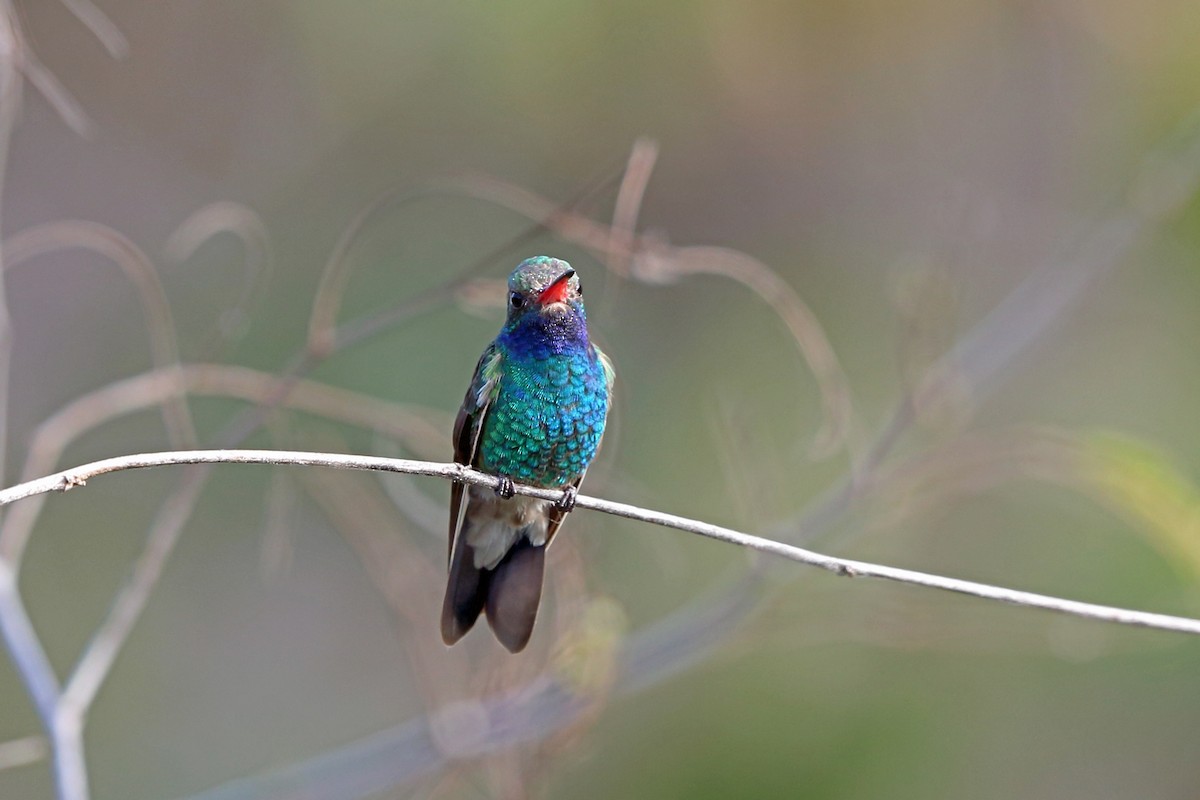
305;186;436;357
40;368;438;718
0;735;46;771
642;244;859;459
163;201;273;358
59;467;204;718
306;160;627;358
0;0;25;490
59;0;128;59
0;6;115;798
182;575;760;800
0;363;444;566
17;46;92;136
3;448;1199;637
3;221;196;449
0;559;60;725
433;174;858;460
605;136;658;279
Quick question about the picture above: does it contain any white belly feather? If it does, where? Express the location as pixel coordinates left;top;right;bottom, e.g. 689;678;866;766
464;485;552;569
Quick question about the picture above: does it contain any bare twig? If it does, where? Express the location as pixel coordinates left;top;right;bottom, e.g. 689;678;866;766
0;559;59;725
305;187;445;357
59;0;128;59
0;7;94;798
307;159;627;358
0;1;25;491
164;202;272;357
2;447;1198;637
181;575;759;800
432;174;858;459
3;221;196;449
0;735;46;771
16;47;92;136
0;362;444;736
639;244;858;459
605;137;658;279
58;468;203;718
0;363;444;566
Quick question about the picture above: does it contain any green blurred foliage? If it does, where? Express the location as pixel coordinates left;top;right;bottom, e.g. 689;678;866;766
1;1;1200;799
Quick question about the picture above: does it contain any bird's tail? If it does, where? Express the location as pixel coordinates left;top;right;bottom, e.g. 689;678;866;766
441;526;546;653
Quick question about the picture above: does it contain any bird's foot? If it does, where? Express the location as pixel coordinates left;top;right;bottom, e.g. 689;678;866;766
555;485;578;513
494;475;515;499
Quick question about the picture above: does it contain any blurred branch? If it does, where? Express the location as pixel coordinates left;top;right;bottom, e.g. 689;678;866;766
0;735;46;771
187;575;755;800
2;447;1199;637
59;0;128;59
0;5;127;798
605;137;658;279
3;221;196;450
0;1;26;492
434;173;858;459
0;362;447;789
164;202;273;358
0;363;443;566
306;159;626;359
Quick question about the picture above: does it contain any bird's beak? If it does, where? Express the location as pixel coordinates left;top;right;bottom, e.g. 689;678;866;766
537;268;575;306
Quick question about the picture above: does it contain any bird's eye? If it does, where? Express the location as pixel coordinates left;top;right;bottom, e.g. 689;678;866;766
509;292;524;309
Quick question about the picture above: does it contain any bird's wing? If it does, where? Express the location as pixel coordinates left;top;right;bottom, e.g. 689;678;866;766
448;344;504;565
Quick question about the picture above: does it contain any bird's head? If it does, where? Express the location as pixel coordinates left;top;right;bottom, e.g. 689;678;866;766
503;256;584;329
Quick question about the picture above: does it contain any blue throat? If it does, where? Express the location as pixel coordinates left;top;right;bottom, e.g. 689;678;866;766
499;303;589;359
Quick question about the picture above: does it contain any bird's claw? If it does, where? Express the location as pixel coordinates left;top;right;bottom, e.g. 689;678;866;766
555;485;578;513
494;475;515;499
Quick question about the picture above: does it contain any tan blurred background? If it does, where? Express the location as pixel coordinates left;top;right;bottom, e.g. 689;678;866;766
2;1;1200;798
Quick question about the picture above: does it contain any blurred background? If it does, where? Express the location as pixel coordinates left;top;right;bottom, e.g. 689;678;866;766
1;1;1200;798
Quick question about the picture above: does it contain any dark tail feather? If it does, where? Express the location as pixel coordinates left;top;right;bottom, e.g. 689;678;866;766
485;538;546;653
441;539;487;646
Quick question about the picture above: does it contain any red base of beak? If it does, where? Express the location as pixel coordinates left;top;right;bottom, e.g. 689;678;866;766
538;273;572;305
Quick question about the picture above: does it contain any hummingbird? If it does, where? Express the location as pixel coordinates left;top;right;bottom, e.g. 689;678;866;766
441;256;614;653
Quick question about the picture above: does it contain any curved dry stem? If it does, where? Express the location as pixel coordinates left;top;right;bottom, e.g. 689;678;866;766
296;466;480;721
307;155;630;360
0;3;24;491
58;467;204;722
306;187;439;357
181;577;757;800
434;174;616;254
164;201;273;355
0;363;445;566
59;0;129;59
606;137;658;278
3;221;195;448
17;45;91;137
433;175;857;460
640;244;857;459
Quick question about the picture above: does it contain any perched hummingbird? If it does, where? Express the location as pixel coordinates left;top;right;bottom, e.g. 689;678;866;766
441;256;614;653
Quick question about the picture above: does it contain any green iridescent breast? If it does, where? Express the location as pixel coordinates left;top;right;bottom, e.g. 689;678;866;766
477;347;609;487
